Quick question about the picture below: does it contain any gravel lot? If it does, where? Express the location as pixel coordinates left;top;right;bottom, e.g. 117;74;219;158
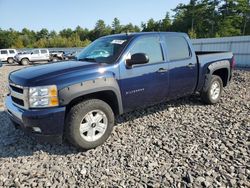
0;62;249;187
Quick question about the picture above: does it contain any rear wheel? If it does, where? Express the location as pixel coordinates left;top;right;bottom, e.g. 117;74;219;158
7;57;14;64
201;75;223;104
65;99;114;150
21;58;29;65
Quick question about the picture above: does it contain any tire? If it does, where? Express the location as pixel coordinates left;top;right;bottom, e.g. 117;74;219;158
65;99;114;150
7;57;14;64
201;75;223;104
21;58;29;65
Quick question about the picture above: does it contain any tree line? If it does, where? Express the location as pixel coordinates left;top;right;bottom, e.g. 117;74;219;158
0;0;249;49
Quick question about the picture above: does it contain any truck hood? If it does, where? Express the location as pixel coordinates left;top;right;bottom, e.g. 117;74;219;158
9;60;112;88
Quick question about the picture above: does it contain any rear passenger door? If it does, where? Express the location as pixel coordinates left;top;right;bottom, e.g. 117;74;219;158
163;35;198;99
40;49;49;60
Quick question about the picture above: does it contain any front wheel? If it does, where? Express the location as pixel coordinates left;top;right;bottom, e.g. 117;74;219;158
65;99;114;150
201;75;223;104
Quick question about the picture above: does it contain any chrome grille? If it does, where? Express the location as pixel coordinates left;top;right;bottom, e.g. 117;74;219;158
9;83;29;109
9;85;23;93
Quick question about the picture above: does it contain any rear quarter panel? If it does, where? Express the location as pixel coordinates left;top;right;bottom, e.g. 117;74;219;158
196;52;233;91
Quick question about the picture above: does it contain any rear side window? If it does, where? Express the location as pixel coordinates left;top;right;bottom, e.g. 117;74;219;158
1;50;8;54
129;36;163;64
41;50;47;54
9;50;15;54
164;36;190;61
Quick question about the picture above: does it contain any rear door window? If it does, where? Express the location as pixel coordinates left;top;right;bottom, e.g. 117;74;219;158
164;36;191;61
41;50;48;54
9;50;15;54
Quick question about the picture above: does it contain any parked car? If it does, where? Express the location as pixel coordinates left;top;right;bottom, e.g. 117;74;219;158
49;51;65;62
14;49;50;65
5;32;234;149
0;49;18;64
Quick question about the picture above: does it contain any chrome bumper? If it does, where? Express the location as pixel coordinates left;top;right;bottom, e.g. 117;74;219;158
5;95;24;123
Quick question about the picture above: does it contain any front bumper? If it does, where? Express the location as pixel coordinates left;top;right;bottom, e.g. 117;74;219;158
5;96;66;143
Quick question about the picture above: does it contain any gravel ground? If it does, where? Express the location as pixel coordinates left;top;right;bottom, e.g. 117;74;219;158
0;62;249;187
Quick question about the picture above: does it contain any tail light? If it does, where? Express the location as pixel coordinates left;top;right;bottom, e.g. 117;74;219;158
231;56;236;69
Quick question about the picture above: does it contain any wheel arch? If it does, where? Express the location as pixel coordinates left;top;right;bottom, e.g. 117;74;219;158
7;57;14;63
207;60;230;87
21;57;30;62
212;68;228;87
66;90;121;116
202;60;230;93
59;78;123;116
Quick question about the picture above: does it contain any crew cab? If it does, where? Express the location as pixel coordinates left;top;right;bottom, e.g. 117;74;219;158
14;49;50;65
0;49;18;64
5;32;234;149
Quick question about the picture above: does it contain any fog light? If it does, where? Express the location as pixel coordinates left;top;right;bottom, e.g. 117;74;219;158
32;127;42;133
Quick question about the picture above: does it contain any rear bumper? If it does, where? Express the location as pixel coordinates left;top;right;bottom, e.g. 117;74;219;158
5;96;66;143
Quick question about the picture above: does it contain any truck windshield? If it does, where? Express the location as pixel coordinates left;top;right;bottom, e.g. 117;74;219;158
77;35;132;64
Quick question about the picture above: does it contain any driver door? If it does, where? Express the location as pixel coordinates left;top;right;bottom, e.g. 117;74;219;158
31;49;40;61
119;34;169;112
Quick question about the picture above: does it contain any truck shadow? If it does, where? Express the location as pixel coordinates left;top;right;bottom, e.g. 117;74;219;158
0;95;203;158
116;94;203;124
0;110;79;158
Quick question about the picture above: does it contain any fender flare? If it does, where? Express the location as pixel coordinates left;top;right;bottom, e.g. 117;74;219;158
59;77;123;114
202;60;230;92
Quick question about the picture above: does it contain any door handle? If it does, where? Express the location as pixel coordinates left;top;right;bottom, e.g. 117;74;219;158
187;63;195;68
157;68;168;73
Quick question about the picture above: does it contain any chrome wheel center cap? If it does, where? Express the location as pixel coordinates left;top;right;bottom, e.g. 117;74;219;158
91;123;97;128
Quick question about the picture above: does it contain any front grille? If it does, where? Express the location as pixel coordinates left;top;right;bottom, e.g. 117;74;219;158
10;85;23;93
9;83;28;109
11;96;24;106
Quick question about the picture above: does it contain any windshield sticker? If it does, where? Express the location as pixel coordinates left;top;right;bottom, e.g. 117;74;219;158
111;40;126;45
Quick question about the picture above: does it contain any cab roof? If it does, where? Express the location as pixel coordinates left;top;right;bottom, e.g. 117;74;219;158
101;32;189;39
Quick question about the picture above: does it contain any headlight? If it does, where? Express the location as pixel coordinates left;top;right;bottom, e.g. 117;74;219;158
29;85;59;108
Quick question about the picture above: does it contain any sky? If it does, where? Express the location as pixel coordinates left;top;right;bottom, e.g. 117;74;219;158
0;0;189;32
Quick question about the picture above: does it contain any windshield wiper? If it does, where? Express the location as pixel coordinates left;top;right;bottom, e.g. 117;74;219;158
78;58;96;62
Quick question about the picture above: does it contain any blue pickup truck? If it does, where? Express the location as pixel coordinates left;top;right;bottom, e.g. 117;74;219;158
5;32;234;149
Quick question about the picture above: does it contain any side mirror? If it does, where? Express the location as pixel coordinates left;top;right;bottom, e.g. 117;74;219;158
126;53;149;68
31;52;33;55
